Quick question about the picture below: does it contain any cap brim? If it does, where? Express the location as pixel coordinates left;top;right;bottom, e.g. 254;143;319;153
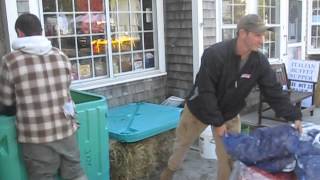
252;26;274;33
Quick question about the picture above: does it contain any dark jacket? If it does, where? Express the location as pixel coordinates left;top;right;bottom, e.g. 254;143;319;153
186;38;302;127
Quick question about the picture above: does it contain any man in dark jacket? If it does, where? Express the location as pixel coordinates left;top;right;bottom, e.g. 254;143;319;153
160;14;302;180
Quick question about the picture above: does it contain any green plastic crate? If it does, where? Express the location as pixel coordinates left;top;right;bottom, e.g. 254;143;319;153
241;124;256;134
0;90;109;180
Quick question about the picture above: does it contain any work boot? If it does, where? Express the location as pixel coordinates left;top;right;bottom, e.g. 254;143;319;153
160;167;174;180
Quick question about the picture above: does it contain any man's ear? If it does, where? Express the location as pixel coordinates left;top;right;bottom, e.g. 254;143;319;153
238;29;249;39
16;29;25;37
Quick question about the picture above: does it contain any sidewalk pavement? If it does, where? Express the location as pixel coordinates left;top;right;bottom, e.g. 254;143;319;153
171;107;320;180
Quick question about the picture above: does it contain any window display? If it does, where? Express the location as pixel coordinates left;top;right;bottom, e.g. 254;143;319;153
42;0;157;82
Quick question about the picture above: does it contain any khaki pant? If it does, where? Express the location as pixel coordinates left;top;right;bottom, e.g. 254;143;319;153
167;104;241;180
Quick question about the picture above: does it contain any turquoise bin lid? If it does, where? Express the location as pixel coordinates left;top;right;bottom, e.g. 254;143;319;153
108;102;182;142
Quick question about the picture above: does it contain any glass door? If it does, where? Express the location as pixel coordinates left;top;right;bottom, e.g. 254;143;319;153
286;0;306;60
217;0;306;63
257;0;281;63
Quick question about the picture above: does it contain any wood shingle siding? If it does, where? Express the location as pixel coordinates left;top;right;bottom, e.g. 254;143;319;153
88;76;167;108
165;0;193;99
203;0;216;48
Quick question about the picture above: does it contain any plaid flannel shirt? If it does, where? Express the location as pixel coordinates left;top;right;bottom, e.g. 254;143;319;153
0;47;77;143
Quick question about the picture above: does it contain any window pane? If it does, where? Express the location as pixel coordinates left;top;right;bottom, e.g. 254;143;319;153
222;0;246;25
110;13;118;32
312;0;320;23
312;25;318;37
132;33;142;50
145;52;154;68
121;54;132;72
92;35;107;55
91;13;106;33
131;0;141;11
109;0;117;11
77;36;91;57
111;33;120;53
144;32;154;50
44;15;58;36
75;0;88;11
118;0;129;11
61;37;76;58
313;0;320;9
234;0;246;3
58;14;74;35
311;25;320;48
91;0;104;11
42;0;56;12
71;61;79;80
311;37;317;48
94;57;108;76
113;55;120;74
223;4;232;24
76;14;90;34
133;53;143;70
118;13;130;32
119;34;132;53
261;28;280;58
222;29;236;41
131;13;142;31
142;0;152;11
234;5;246;23
79;59;93;79
58;0;73;12
258;0;280;24
143;12;153;30
288;0;302;43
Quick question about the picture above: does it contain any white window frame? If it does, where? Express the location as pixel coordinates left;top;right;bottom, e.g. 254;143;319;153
3;0;18;51
29;0;165;90
216;0;284;63
192;0;203;82
307;0;320;54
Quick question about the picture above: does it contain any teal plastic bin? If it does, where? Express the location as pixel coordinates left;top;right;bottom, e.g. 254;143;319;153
108;102;182;142
0;116;28;180
0;90;109;180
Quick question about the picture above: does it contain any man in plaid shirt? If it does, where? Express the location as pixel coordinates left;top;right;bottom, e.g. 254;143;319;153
0;13;87;180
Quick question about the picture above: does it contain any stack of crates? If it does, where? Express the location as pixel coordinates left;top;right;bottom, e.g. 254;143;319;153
0;90;109;180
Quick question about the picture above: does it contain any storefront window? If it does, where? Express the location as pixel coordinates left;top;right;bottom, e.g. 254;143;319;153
308;0;320;52
221;0;246;40
220;0;280;59
41;0;156;81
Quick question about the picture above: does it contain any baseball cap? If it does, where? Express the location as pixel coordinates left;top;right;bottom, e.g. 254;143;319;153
237;14;272;33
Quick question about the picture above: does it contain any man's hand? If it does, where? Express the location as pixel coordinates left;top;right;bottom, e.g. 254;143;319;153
215;124;227;137
294;120;303;134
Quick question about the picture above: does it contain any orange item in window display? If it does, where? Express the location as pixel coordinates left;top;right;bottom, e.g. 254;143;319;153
92;39;107;54
91;36;139;53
